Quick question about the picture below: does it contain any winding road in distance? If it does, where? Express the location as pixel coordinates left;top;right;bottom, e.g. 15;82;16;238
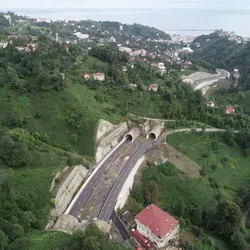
194;68;230;95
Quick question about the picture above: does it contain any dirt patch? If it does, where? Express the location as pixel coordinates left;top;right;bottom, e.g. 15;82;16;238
167;145;200;178
181;231;197;244
146;144;200;178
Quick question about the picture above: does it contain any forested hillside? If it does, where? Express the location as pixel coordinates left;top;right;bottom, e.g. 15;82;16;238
192;33;250;90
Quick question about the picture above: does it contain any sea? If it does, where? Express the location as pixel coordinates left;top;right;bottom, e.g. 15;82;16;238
2;8;250;37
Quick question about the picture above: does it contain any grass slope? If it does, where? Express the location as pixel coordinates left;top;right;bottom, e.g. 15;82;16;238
141;165;216;214
167;132;250;194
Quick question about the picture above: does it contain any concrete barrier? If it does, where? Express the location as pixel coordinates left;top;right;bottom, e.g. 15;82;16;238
115;156;145;210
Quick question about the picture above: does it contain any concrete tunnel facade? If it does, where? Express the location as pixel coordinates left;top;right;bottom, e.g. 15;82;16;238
146;125;164;140
123;127;140;142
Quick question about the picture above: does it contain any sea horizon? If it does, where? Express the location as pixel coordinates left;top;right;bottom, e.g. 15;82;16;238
1;8;250;37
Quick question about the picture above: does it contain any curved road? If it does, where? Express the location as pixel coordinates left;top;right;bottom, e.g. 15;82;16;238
98;139;154;222
68;138;131;218
194;69;230;95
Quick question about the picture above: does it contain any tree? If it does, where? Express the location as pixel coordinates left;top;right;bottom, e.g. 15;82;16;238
176;199;186;217
192;205;203;226
0;135;32;168
61;230;85;250
70;133;78;145
230;230;248;250
9;237;29;250
145;181;159;204
82;236;100;250
215;201;242;236
0;229;8;250
238;184;250;208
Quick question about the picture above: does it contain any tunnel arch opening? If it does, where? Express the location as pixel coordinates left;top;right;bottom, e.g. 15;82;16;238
148;133;156;140
124;134;133;142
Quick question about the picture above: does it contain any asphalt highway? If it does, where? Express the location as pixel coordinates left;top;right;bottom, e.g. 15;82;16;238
98;139;154;222
68;138;131;218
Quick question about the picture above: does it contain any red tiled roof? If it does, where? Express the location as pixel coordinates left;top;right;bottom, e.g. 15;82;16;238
226;105;235;112
135;204;179;238
93;72;104;76
149;84;158;89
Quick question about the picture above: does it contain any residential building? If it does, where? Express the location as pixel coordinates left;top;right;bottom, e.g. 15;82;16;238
157;63;166;75
184;61;193;65
122;66;127;72
93;72;105;81
36;18;52;23
129;84;137;90
181;47;194;53
109;36;116;43
82;73;91;80
234;69;241;79
119;46;133;54
207;101;215;108
27;43;38;51
226;105;235;114
15;46;30;52
0;41;8;49
148;84;159;92
74;32;89;39
135;204;180;248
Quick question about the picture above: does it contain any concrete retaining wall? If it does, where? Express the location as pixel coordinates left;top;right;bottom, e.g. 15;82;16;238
139;120;151;135
96;120;115;141
95;122;129;163
55;165;88;214
115;156;145;210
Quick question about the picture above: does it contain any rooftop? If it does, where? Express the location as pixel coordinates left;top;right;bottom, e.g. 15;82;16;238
135;204;179;238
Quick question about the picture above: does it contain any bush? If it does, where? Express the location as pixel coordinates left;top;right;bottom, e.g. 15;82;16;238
9;237;30;250
50;199;55;208
159;163;177;176
7;113;24;128
0;136;32;167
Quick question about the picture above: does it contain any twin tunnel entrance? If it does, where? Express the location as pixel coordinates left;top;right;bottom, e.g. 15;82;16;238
124;132;156;141
124;126;160;142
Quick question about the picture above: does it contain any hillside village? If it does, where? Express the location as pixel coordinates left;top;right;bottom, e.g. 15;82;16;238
0;11;250;250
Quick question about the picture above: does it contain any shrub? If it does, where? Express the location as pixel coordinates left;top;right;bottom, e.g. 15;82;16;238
0;136;32;168
159;163;177;176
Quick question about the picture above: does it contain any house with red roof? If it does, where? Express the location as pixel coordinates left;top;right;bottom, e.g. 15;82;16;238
135;204;180;248
148;84;159;92
225;105;235;114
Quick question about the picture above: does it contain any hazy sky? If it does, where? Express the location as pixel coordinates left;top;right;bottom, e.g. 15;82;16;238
3;0;250;10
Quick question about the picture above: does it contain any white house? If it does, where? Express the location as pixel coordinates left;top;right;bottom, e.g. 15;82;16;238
0;41;8;49
36;18;52;23
135;204;180;248
93;72;105;81
74;32;89;39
